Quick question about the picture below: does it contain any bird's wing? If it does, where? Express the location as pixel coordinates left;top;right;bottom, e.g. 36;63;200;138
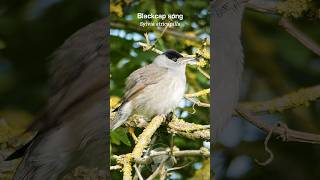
48;18;107;95
27;18;108;132
7;19;108;179
122;63;168;102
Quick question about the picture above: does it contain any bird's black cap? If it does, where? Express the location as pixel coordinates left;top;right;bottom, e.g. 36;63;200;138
163;49;183;62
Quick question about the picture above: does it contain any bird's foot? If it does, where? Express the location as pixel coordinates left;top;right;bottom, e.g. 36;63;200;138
128;127;138;143
165;112;175;123
127;114;148;128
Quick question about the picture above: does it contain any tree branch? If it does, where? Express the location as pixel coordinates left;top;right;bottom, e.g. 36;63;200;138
236;108;320;144
239;85;320;113
246;1;320;58
279;17;320;57
167;118;210;140
245;0;278;14
122;154;133;180
120;115;165;180
135;147;210;164
132;116;165;159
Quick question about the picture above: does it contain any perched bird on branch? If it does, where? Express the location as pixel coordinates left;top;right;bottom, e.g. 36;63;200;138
111;50;198;130
6;18;108;180
212;0;245;140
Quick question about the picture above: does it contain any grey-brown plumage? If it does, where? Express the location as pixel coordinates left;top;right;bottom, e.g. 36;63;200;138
9;18;108;180
212;0;245;140
111;50;197;130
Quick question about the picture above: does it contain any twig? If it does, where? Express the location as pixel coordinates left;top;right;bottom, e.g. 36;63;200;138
110;165;122;171
111;113;210;140
137;42;163;54
117;116;165;180
111;119;210;177
122;154;133;180
236;108;320;144
238;85;320;113
146;157;168;180
245;0;278;14
167;161;193;172
133;164;144;180
132;116;165;159
197;67;210;79
152;23;170;48
245;1;320;57
137;34;209;69
135;147;210;164
144;33;150;46
168;118;210;131
168;118;210;140
133;136;158;180
255;123;275;166
159;166;167;180
185;89;210;98
279;17;320;57
185;96;210;108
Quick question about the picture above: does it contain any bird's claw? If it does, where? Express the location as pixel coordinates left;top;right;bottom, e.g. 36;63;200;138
128;127;138;143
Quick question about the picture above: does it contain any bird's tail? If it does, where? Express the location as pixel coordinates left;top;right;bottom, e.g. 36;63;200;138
11;140;40;180
12;155;35;180
110;102;132;130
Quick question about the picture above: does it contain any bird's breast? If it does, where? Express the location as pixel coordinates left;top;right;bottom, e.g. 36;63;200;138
132;71;186;118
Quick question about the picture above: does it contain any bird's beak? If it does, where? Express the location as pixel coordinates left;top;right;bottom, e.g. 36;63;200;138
178;57;198;65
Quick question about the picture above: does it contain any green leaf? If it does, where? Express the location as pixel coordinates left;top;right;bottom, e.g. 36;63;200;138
110;127;132;146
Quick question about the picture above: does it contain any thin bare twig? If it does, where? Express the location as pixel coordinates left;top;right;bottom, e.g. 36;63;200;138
197;67;210;79
110;165;122;171
185;96;210;108
133;164;144;180
135;147;210;164
236;108;320;144
146;157;168;180
245;0;278;14
255;123;276;166
246;1;320;58
167;161;193;172
137;42;163;54
279;18;320;57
